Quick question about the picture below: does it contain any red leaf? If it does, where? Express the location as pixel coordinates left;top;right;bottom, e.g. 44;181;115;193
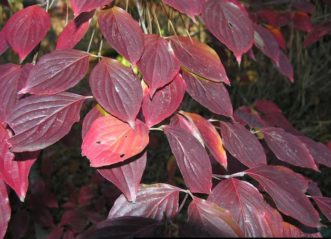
262;127;318;170
304;22;331;47
70;0;112;16
220;121;266;168
181;112;227;169
98;7;144;64
0;29;9;56
164;125;212;194
4;5;50;61
183;72;233;118
254;99;281;114
7;92;86;152
0;180;10;239
245;165;321;227
56;11;94;50
48;227;64;239
82;115;149;167
170;36;229;84
265;25;287;49
18;63;34;92
163;0;204;18
188;197;243;237
89;58;143;127
234;106;266;128
138;34;180;97
81;106;102;139
19;50;90;95
274;51;294;82
60;209;87;233
142;74;186;128
312;196;331;222
281;222;321;237
293;11;313;32
108;183;181;220
203;0;254;63
98;152;147;202
254;24;280;62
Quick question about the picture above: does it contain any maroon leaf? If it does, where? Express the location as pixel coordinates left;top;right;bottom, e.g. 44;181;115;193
0;180;10;239
293;0;315;14
188;197;243;237
312;196;331;222
138;34;180;97
60;209;87;233
89;58;143;127
108;184;181;220
170;36;229;84
183;71;233;118
163;0;204;18
70;0;112;16
164;125;212;194
4;5;50;61
0;29;9;56
274;51;294;82
7;92;86;152
203;0;254;63
262;127;318;170
304;21;331;47
18;63;34;92
56;11;94;50
293;11;313;32
48;227;64;239
19;49;90;95
98;152;147;202
234;106;266;128
98;7;144;64
245;165;321;227
81;106;102;139
82;116;149;167
254;24;280;62
220;121;266;168
142;74;186;128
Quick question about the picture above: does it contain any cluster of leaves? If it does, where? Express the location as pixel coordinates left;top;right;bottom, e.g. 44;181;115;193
1;0;331;238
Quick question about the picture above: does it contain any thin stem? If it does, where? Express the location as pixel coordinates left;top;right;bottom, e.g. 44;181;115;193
135;0;148;34
149;127;163;132
178;194;189;213
98;39;104;58
213;172;246;180
86;29;96;53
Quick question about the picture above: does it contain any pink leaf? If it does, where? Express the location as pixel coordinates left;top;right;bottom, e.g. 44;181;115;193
142;74;186;128
82;115;149;167
70;0;113;16
98;152;147;202
312;196;331;222
254;24;280;62
4;5;50;61
220;121;266;168
304;21;331;47
7;92;86;152
98;7;144;64
18;63;34;92
163;0;204;18
281;222;321;237
81;106;102;139
19;49;90;95
89;58;143;127
0;29;9;56
274;51;294;82
183;71;233;118
203;0;254;63
0;180;11;239
234;106;266;128
138;34;180;97
170;36;229;84
164;125;212;194
108;183;181;220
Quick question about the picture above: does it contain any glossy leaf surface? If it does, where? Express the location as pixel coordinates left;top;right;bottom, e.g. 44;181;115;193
70;0;112;16
0;180;10;239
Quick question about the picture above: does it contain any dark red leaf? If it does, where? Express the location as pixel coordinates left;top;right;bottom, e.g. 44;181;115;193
274;51;294;82
19;50;90;95
262;127;318;170
98;152;147;202
304;21;331;47
56;11;94;50
300;136;331;168
254;24;280;62
7;92;86;152
312;196;331;222
188;197;243;237
163;0;204;18
293;11;313;32
81;106;102;139
183;71;233;118
0;29;9;56
82;115;149;167
142;74;186;128
245;165;321;227
203;0;254;63
108;184;181;220
234;106;266;128
164;125;212;194
170;36;229;84
138;34;180;97
293;0;315;14
89;58;143;127
265;25;287;49
220;121;266;168
258;10;291;28
0;180;10;239
9;209;30;239
98;7;144;64
60;209;87;233
254;99;282;114
4;5;50;61
48;227;64;239
70;0;112;16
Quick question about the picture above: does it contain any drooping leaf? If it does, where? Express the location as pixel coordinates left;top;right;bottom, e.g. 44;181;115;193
0;29;9;56
4;5;50;61
98;7;144;64
220;121;266;168
108;184;181;220
164;125;212;194
274;51;294;82
56;11;94;50
98;152;147;202
70;0;113;16
170;36;229;84
142;74;186;128
304;21;331;47
82;115;149;167
181;112;227;169
0;180;11;239
202;0;254;63
163;0;204;18
188;197;243;237
81;106;102;139
7;92;86;152
254;24;280;62
19;49;90;95
89;58;143;127
262;127;318;170
183;71;233;118
312;196;331;222
245;165;321;227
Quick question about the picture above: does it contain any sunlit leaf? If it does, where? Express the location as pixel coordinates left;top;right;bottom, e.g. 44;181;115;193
0;180;11;239
81;106;102;139
70;0;112;16
163;0;204;18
